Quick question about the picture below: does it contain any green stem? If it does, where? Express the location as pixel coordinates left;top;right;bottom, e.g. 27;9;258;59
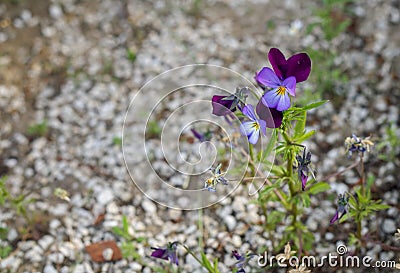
180;244;203;268
248;144;256;177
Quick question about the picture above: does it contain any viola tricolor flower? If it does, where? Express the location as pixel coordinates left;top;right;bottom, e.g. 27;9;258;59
204;163;228;192
239;105;267;144
232;250;255;273
256;67;296;111
211;87;249;116
151;242;179;265
254;48;311;127
344;134;374;157
295;148;316;191
276;242;296;263
330;194;350;224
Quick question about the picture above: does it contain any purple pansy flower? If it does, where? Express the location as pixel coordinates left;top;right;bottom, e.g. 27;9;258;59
295;148;316;191
211;87;249;116
232;250;255;273
330;194;350;224
268;47;311;83
256;67;296;111
255;99;283;128
151;242;179;265
204;163;228;192
239;105;267;145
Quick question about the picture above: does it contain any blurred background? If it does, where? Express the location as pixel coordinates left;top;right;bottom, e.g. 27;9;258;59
0;0;399;272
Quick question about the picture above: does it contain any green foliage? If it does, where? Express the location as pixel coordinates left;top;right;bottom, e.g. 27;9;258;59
146;120;162;139
200;252;220;273
0;244;12;259
308;0;354;41
112;136;122;146
27;120;48;137
126;49;137;63
112;215;147;260
376;123;400;163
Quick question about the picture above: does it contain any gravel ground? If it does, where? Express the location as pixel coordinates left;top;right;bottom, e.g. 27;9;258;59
0;0;399;272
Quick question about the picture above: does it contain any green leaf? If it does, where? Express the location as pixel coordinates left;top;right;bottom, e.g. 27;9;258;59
302;100;329;111
307;182;330;195
302;194;311;207
201;252;213;271
293;130;315;143
261;130;278;161
293;111;306;138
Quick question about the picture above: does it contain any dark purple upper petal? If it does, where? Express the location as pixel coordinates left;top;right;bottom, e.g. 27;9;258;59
151;248;168;260
286;53;311;83
301;172;308;191
268;48;311;83
256;99;283;128
268;48;286;80
212;95;235;116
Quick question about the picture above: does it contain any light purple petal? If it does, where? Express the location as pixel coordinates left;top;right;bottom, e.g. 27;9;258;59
268;48;286;79
248;129;260;144
286;53;312;83
258;119;267;136
276;92;290;111
255;67;281;88
240;121;256;136
242;104;257;121
283;76;296;96
262;89;280;109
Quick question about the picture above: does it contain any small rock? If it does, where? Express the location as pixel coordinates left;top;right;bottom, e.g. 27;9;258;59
224;215;236;231
44;264;58;273
141;199;157;214
49;4;63;18
48;252;64;264
96;188;114;205
7;228;18;241
102;248;114;261
38;235;55;250
382;219;396;234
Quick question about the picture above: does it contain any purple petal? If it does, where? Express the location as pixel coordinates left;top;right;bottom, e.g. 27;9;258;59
242;104;257;121
248;129;260;144
262;89;280;109
330;211;339;225
286;53;311;83
240;121;256;137
255;67;281;88
212;95;234;116
256;100;283;128
276;92;290;111
151;248;168;260
268;48;287;80
258;119;267;136
283;76;296;96
301;172;308;191
169;253;179;265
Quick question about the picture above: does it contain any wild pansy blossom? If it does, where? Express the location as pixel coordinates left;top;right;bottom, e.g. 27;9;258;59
256;67;296;111
345;134;374;157
395;229;400;241
288;263;311;273
295;148;316;191
232;250;255;273
255;48;311;127
151;241;179;265
211;87;249;116
239;104;267;145
204;163;228;192
330;193;350;224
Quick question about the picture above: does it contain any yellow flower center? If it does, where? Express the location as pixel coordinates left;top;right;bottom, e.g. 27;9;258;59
252;122;260;130
277;86;286;96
